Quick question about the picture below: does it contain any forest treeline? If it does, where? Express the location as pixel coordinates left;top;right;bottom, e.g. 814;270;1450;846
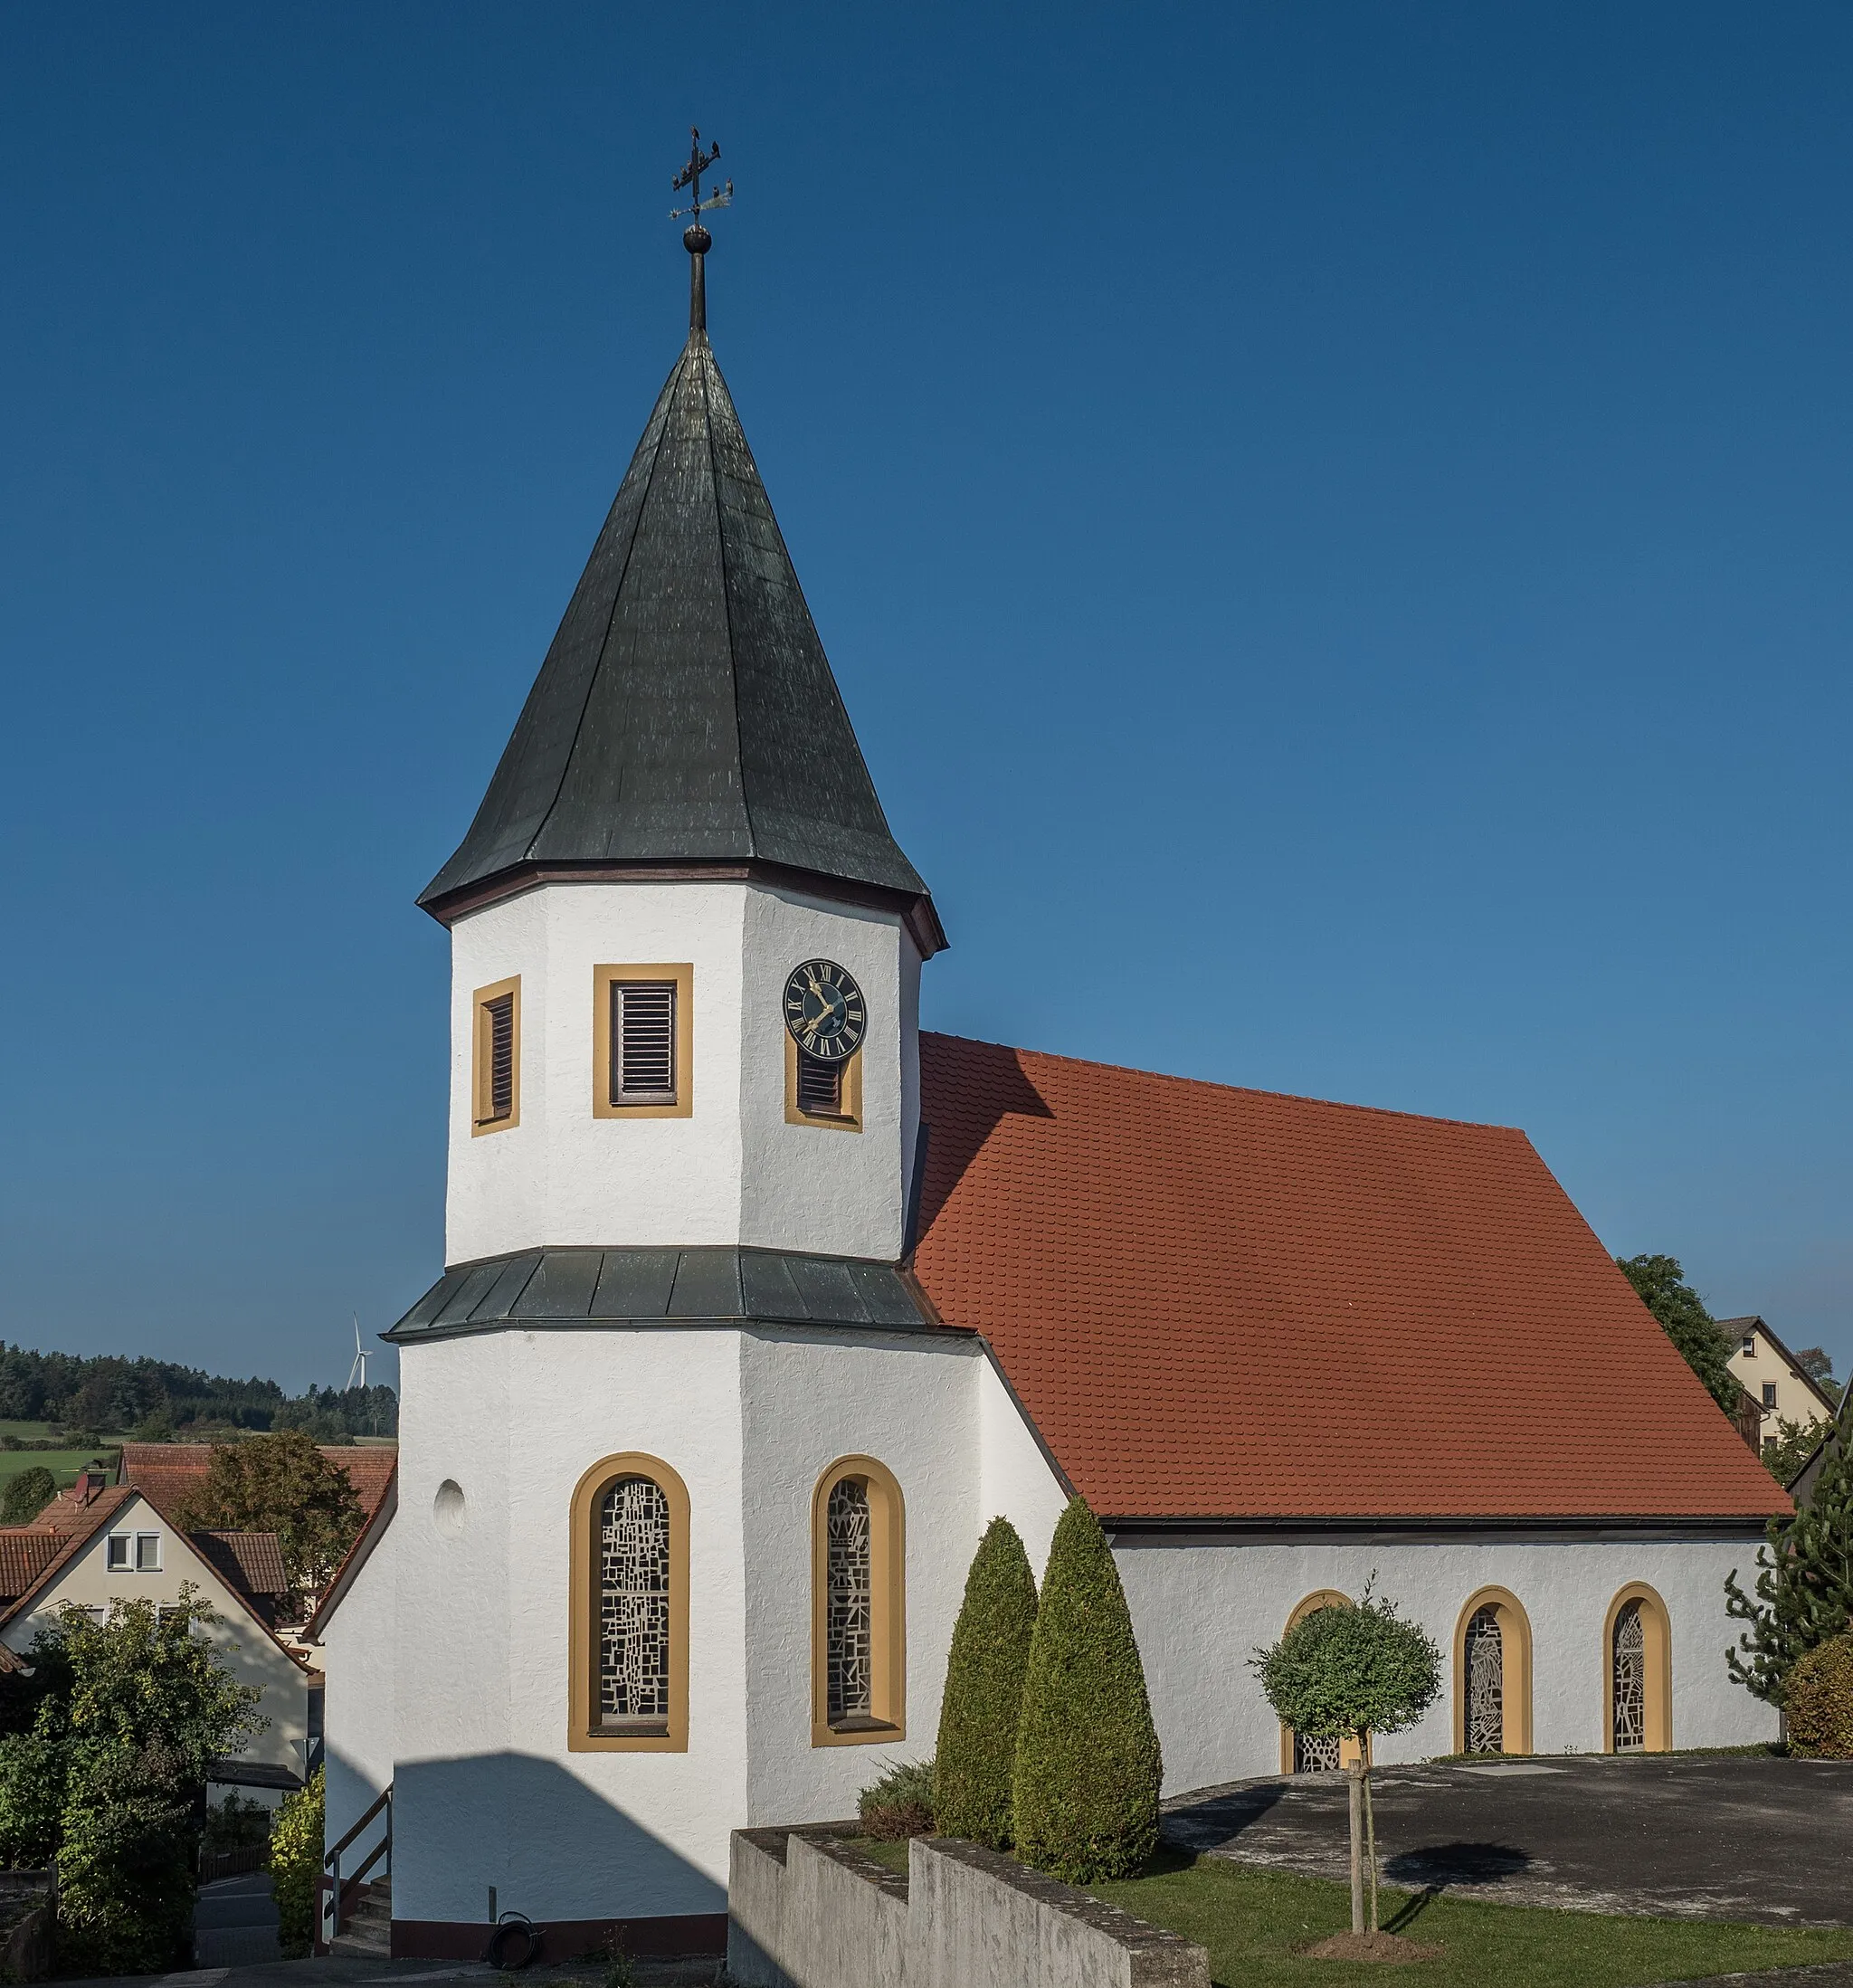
0;1345;397;1441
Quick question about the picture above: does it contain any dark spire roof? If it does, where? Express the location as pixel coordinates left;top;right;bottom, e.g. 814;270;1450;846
419;263;941;951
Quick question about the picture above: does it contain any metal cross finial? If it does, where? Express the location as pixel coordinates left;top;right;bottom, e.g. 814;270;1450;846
670;127;733;221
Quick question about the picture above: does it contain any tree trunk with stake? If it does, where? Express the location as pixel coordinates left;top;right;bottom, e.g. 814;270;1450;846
1346;1763;1364;1936
1361;1729;1380;1934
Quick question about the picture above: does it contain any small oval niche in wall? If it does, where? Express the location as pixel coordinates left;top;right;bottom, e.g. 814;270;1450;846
433;1480;467;1538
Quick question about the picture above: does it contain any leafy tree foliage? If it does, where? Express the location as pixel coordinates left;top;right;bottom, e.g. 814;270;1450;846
0;1592;261;1969
1796;1347;1843;1401
0;1468;56;1525
1763;1417;1829;1489
1615;1254;1741;1416
0;1341;396;1439
1250;1588;1441;1934
935;1517;1038;1848
170;1431;365;1603
1727;1399;1853;1707
1012;1498;1162;1883
270;1766;323;1955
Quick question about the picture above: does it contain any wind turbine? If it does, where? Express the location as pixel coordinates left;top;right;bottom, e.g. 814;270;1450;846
346;1316;369;1394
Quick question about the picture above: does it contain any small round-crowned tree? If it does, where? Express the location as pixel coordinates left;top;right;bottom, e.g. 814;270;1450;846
1011;1498;1162;1882
1250;1588;1440;1935
936;1516;1039;1848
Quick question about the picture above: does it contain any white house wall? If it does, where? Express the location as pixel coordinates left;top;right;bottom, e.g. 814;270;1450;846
320;1511;399;1861
0;1497;309;1776
446;881;913;1268
389;1327;749;1928
975;1355;1069;1579
1112;1533;1780;1794
736;1327;977;1825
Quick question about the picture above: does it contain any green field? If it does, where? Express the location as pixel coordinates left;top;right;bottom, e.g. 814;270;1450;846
849;1842;1853;1986
0;1441;120;1496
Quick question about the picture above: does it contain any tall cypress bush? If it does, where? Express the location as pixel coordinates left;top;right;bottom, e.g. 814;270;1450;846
1012;1498;1162;1882
935;1517;1038;1848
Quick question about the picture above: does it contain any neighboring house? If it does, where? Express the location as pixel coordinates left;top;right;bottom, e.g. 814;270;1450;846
313;230;1787;1963
0;1472;318;1802
119;1441;399;1544
1722;1316;1839;1440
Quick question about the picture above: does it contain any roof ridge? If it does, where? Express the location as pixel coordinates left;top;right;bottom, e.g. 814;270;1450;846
920;1031;1527;1136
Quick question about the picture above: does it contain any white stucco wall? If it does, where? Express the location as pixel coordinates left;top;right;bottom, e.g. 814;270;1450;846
319;1513;398;1860
1112;1531;1781;1795
0;1494;310;1775
387;1327;750;1927
976;1355;1069;1581
445;880;915;1268
736;1327;979;1824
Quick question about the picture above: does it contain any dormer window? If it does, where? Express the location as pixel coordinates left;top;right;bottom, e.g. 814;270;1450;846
594;966;694;1120
472;977;521;1134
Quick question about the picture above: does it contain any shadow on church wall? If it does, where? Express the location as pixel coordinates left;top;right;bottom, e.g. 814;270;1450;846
391;1750;726;1936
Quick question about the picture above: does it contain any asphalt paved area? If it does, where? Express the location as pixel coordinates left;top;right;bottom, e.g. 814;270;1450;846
1164;1753;1853;1929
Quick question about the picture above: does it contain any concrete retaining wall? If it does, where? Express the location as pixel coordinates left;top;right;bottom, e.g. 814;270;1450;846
727;1828;1208;1988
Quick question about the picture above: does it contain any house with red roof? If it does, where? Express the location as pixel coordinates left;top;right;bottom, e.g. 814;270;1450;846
313;224;1784;1962
0;1471;318;1803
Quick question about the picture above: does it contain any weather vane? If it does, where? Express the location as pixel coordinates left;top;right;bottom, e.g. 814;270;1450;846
670;127;732;222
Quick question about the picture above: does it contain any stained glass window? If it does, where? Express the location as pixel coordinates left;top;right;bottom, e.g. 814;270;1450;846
1465;1604;1504;1755
1612;1600;1646;1752
1294;1730;1342;1771
599;1476;670;1728
825;1477;873;1723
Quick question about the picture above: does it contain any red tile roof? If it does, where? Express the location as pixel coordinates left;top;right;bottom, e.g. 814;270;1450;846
0;1533;63;1602
193;1531;290;1601
912;1034;1786;1522
119;1444;398;1526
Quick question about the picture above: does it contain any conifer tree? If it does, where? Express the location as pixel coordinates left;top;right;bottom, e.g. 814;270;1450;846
935;1517;1038;1848
1727;1399;1853;1706
1012;1498;1162;1883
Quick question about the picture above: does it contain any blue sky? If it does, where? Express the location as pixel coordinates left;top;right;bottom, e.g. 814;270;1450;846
3;5;1849;1393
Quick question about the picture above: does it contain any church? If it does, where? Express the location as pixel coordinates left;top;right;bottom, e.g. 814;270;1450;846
312;214;1785;1962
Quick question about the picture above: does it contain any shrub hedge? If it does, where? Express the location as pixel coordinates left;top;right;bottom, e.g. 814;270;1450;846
1788;1631;1853;1758
934;1517;1038;1848
1011;1497;1162;1883
270;1766;324;1955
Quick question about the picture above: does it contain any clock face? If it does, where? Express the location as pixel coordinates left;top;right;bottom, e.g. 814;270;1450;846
784;959;867;1061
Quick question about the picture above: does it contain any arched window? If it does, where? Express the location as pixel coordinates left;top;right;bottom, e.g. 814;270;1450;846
1605;1584;1671;1754
1453;1589;1534;1755
568;1453;689;1753
1278;1592;1361;1773
812;1457;905;1746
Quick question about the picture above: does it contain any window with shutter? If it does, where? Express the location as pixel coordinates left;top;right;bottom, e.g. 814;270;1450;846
795;1050;841;1118
486;996;515;1117
471;977;521;1133
593;965;694;1119
613;983;677;1106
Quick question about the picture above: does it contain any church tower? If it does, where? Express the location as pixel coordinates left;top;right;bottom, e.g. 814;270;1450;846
420;218;944;1274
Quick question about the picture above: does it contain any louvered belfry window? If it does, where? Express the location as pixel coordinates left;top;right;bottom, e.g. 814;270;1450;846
796;1051;841;1118
483;994;515;1120
612;982;677;1106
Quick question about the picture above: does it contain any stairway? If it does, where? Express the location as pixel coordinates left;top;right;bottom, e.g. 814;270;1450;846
330;1875;392;1957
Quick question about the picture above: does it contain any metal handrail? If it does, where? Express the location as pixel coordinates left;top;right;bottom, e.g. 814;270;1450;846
318;1783;391;1951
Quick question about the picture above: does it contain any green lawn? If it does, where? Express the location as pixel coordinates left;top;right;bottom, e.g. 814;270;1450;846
849;1840;1853;1985
0;1447;119;1495
1089;1851;1853;1987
